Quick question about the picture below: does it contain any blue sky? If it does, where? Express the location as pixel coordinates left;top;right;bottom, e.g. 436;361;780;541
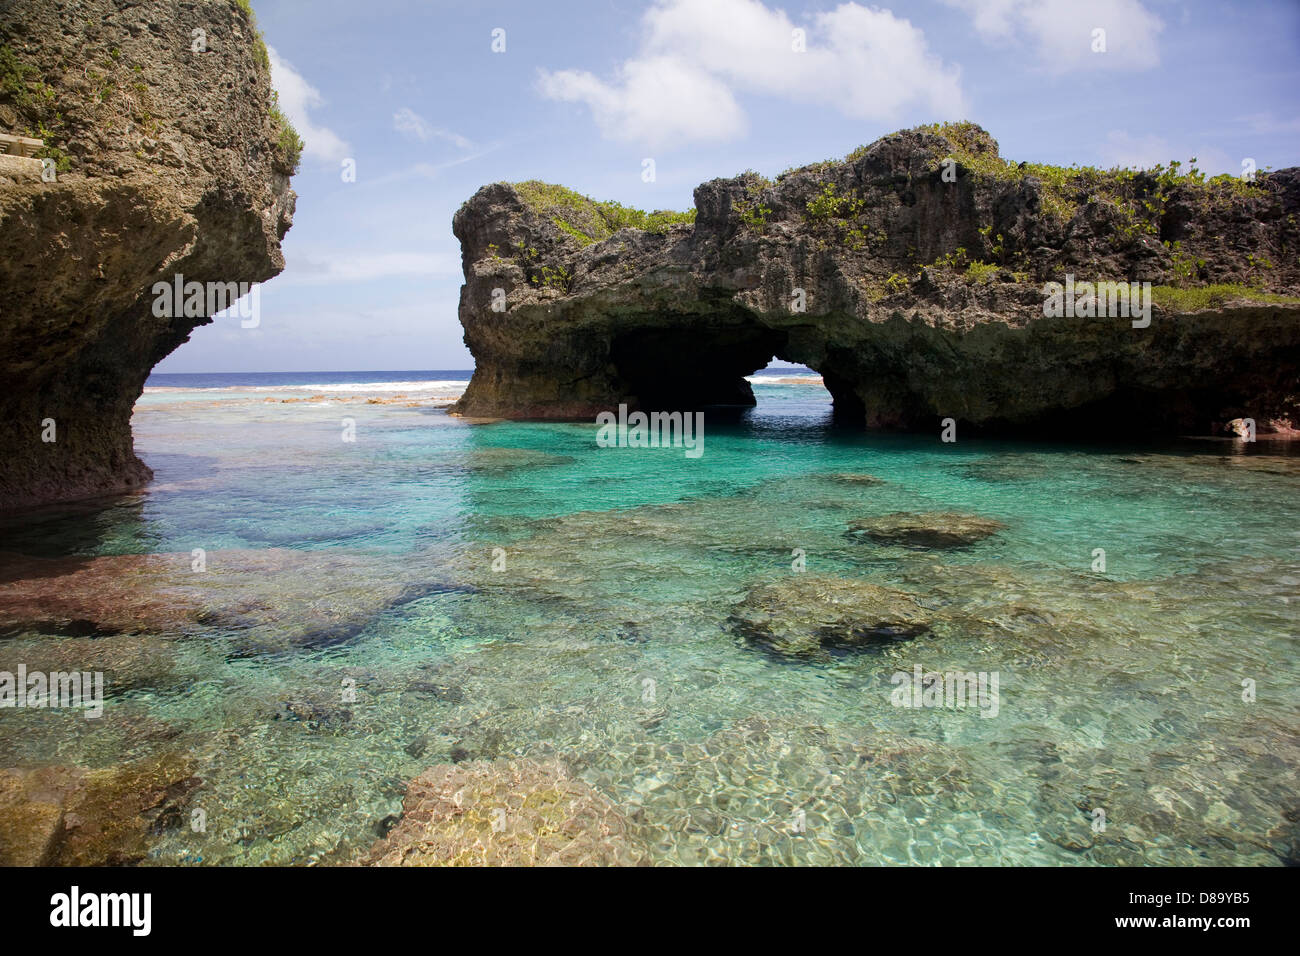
155;0;1300;373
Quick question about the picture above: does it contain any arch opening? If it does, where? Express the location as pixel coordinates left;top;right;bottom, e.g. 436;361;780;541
608;323;787;410
607;323;868;429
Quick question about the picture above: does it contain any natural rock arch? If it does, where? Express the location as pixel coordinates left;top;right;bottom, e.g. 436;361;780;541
450;125;1300;437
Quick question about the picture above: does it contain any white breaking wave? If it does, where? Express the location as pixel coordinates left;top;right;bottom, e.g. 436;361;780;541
253;380;468;393
744;374;824;385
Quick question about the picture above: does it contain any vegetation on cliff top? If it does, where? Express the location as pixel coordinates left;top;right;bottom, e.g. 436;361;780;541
1150;284;1300;312
234;1;272;71
512;180;696;245
505;125;1290;310
768;121;1289;306
268;91;303;175
236;1;300;174
910;121;1260;223
770;121;1263;229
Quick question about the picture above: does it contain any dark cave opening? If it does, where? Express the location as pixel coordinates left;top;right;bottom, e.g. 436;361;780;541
607;323;874;428
609;324;790;410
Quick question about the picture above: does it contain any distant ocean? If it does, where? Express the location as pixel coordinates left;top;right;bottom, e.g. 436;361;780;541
136;366;827;415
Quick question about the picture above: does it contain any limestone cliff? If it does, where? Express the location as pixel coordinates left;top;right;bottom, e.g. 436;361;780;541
451;124;1300;436
0;0;295;509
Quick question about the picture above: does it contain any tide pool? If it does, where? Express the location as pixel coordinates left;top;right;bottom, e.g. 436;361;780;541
0;374;1296;866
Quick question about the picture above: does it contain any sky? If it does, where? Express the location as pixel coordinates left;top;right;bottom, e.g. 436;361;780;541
154;0;1300;373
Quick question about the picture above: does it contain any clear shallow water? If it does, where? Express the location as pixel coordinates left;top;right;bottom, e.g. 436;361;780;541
1;371;1297;865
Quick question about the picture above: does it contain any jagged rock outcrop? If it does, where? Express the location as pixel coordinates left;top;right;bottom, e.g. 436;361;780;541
450;124;1300;436
0;0;295;509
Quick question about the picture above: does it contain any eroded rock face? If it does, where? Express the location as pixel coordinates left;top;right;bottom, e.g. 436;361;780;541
728;575;932;658
0;1;295;509
363;758;645;866
450;125;1299;435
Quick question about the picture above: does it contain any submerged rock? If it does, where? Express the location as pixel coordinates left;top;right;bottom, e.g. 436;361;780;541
452;491;861;606
54;753;201;865
1033;719;1300;866
1118;450;1300;478
848;512;1006;549
0;633;182;694
955;457;1045;483
0;753;199;866
0;766;82;865
268;693;354;732
571;714;988;865
0;548;456;654
404;680;465;704
728;575;931;658
822;472;886;486
460;447;572;474
363;758;645;866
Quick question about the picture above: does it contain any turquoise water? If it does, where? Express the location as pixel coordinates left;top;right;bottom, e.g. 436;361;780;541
1;374;1297;865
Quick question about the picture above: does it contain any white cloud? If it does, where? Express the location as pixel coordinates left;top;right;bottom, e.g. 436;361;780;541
392;107;475;149
538;0;965;148
268;46;350;163
540;57;746;147
942;0;1163;72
